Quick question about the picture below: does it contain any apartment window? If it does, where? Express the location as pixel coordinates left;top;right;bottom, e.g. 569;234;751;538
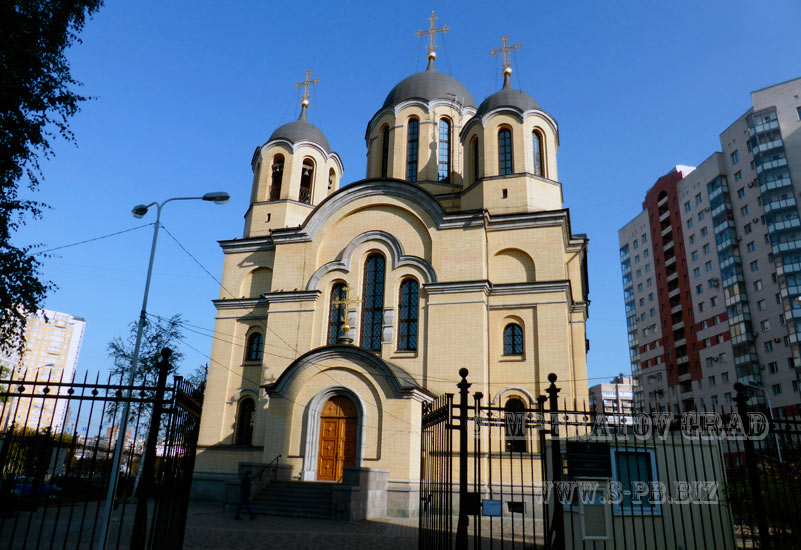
744;223;752;234
754;279;763;291
642;233;648;243
700;227;708;237
737;187;746;198
699;301;705;312
633;238;639;249
772;272;777;283
703;243;710;254
750;260;759;272
761;319;770;332
724;392;732;403
643;249;649;258
722;372;729;383
687;218;694;228
735;171;743;181
696;284;703;294
772;383;782;396
706;358;715;368
691;251;699;261
639;297;645;305
747;241;756;252
684;201;691;213
794;380;800;393
741;205;749;216
710;296;717;307
709;376;716;386
776;293;782;304
647;278;653;287
693;267;701;277
698;211;705;221
636;268;642;277
731;150;739;164
781;313;787;326
689;234;697;245
635;254;640;264
764;341;774;352
757;299;766;311
648;292;654;302
646;264;651;272
650;308;656;317
797;106;801;120
769;362;779;374
705;261;712;271
695;193;702;204
638;283;643;292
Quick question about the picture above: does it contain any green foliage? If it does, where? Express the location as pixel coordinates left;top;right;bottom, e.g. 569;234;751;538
186;363;208;388
0;0;103;356
107;314;184;419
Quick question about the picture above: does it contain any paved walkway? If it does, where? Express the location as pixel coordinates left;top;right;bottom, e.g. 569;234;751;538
184;503;418;550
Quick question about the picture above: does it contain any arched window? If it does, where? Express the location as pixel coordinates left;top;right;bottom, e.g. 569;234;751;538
438;119;451;183
245;332;263;362
328;168;336;191
498;129;513;175
328;283;347;345
503;323;524;355
504;398;527;452
269;155;284;201
299;159;314;204
532;130;544;177
471;137;480;184
398;279;419;351
235;397;255;445
380;125;390;178
360;254;386;351
407;118;419;183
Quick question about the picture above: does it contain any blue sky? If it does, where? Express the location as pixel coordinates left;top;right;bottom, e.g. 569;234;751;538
16;0;801;386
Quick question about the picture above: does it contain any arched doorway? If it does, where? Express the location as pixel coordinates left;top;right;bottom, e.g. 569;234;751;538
317;395;357;481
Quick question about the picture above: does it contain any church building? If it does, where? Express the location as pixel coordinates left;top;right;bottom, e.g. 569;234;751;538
195;18;590;517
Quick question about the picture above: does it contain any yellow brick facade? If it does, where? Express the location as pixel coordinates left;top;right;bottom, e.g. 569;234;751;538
196;58;589;515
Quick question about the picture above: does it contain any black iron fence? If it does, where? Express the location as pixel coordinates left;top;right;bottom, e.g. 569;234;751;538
0;348;203;549
419;370;801;550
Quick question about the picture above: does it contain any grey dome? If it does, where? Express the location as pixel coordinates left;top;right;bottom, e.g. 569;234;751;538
382;59;476;109
476;75;540;117
268;107;331;153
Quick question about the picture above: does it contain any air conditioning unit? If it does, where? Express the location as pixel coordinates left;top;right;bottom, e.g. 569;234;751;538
774;338;782;343
748;182;756;188
753;218;760;224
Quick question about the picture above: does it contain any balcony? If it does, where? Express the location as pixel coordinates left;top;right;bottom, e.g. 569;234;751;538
757;156;788;175
674;338;687;347
754;139;784;155
663;240;674;252
767;217;801;234
661;225;673;238
749;118;780;136
676;355;689;365
780;285;801;299
667;272;679;283
764;196;797;214
659;209;671;223
658;194;669;207
760;176;792;193
668;287;681;298
672;320;685;330
671;304;683;315
773;239;801;254
665;256;676;267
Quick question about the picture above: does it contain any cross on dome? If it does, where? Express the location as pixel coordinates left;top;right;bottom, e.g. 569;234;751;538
490;34;522;77
295;69;320;109
415;11;450;61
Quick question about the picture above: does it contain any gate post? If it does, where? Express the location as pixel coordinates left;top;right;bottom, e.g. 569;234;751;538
130;348;172;550
547;373;565;550
734;382;771;550
455;368;471;549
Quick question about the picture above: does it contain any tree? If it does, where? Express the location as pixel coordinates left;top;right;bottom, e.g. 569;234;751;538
0;0;103;356
186;363;208;388
107;314;184;419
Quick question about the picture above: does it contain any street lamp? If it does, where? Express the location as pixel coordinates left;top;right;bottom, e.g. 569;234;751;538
97;192;229;550
743;382;783;464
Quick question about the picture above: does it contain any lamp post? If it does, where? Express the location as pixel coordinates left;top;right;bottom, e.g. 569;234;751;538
97;192;229;550
743;382;783;464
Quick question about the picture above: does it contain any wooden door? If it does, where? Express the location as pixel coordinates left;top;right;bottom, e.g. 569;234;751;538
317;396;357;481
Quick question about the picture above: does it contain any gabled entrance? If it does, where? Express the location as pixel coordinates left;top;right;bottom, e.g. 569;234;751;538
317;395;357;481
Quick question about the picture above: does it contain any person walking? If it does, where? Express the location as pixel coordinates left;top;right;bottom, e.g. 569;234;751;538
234;470;255;520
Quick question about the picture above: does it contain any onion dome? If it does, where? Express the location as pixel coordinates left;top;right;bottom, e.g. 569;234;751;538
268;104;331;153
382;58;476;109
476;71;540;117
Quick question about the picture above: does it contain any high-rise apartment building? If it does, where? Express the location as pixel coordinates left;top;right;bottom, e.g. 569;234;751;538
588;373;635;416
1;309;86;432
619;77;801;415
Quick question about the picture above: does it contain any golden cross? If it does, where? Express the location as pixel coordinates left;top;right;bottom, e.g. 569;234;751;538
295;69;320;107
332;286;361;334
415;11;450;56
490;34;522;71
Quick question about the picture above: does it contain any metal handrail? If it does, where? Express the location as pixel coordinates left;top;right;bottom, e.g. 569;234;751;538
253;454;282;485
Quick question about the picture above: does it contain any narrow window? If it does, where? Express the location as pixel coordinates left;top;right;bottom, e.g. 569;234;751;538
398;279;419;351
299;159;314;204
328;168;336;191
269;155;284;201
380;126;390;178
360;254;386;351
504;398;526;452
327;283;347;345
245;332;263;362
472;137;480;183
503;323;524;355
438;119;451;182
407;118;419;182
532;130;544;177
235;397;255;445
498;128;513;175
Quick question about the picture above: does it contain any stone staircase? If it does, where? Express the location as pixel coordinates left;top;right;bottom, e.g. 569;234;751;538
252;481;335;519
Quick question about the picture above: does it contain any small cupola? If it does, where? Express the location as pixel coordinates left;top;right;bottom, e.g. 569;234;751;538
244;71;344;237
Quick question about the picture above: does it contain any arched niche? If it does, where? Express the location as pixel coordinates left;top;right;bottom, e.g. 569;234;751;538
490;248;536;283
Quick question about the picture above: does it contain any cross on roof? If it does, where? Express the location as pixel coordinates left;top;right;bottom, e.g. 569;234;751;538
332;286;361;335
415;11;450;59
295;70;320;107
490;34;522;72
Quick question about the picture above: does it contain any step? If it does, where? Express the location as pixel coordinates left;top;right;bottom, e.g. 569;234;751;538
252;481;336;519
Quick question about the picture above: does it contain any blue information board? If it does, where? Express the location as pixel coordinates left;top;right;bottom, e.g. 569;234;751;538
482;499;502;517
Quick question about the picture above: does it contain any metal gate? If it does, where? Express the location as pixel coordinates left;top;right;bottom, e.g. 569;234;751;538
0;347;203;549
